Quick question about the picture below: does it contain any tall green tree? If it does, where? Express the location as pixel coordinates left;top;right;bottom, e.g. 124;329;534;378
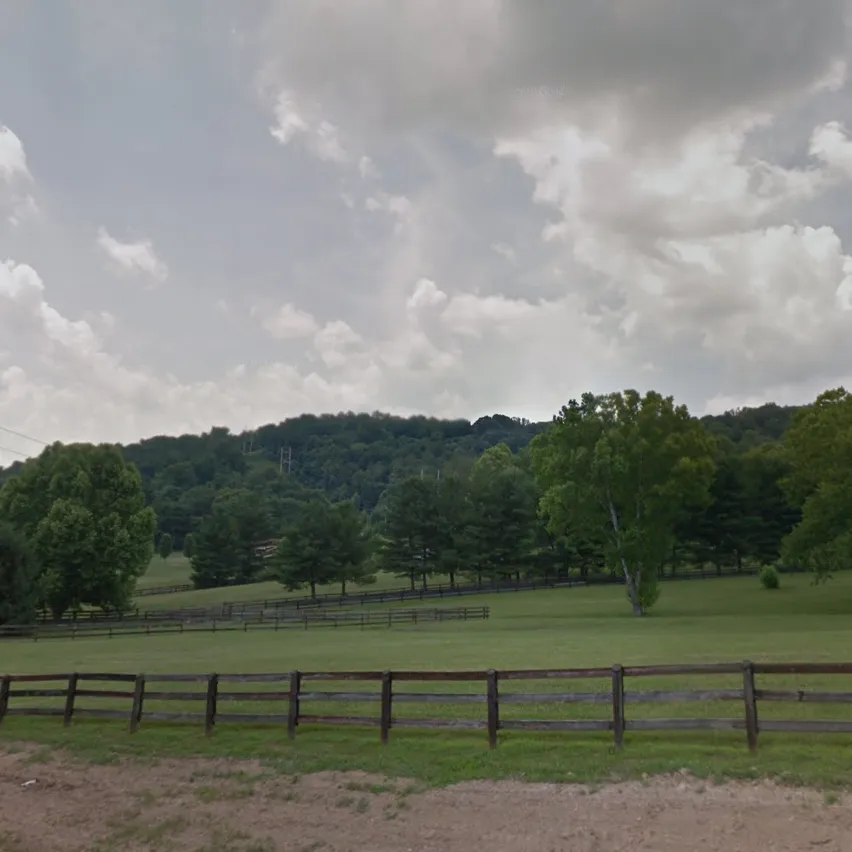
189;489;277;589
0;443;156;617
376;477;442;590
328;500;373;594
781;388;852;579
158;532;174;561
275;498;371;596
463;446;539;585
190;511;241;589
182;532;195;559
532;390;716;615
0;523;40;625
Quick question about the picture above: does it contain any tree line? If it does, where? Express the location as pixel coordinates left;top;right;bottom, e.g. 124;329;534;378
1;389;848;621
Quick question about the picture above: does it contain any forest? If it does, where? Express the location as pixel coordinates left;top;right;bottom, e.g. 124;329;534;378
2;391;849;620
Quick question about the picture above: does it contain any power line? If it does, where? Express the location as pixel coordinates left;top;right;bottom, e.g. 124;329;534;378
0;424;47;446
0;444;29;458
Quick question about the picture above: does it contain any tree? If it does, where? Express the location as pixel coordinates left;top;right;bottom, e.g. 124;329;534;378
275;498;370;596
158;532;174;561
0;523;40;625
0;442;156;618
463;446;539;585
189;489;277;589
182;532;195;559
375;477;441;590
532;390;716;615
328;500;372;594
190;511;241;589
434;472;473;587
781;388;852;580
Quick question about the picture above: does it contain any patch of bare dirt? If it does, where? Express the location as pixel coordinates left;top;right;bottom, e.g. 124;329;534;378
1;748;851;851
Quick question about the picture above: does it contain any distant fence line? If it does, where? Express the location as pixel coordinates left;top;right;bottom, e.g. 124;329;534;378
1;661;849;753
54;563;807;626
135;563;780;599
0;607;489;641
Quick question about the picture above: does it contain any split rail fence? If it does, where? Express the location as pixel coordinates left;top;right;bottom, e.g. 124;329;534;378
2;661;852;753
0;606;489;641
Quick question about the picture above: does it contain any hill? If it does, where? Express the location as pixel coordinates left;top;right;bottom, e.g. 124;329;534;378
0;403;803;546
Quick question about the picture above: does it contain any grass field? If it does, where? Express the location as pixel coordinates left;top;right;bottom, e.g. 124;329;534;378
136;553;192;589
5;574;852;788
135;554;452;609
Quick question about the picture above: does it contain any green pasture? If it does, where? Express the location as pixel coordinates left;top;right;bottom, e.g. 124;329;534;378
135;561;452;610
136;553;192;589
4;574;852;788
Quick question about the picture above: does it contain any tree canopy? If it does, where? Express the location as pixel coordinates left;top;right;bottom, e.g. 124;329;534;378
532;391;717;615
0;396;831;618
0;443;156;617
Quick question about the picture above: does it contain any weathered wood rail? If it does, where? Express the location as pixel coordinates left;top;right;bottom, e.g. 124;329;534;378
0;606;489;641
2;661;851;752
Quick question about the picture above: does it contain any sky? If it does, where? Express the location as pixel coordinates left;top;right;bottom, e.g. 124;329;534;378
3;1;852;464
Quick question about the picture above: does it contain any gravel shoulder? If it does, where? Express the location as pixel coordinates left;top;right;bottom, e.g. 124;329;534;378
1;748;850;851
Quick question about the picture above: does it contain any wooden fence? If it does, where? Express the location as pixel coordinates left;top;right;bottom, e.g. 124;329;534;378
0;606;489;641
2;661;851;753
128;565;804;615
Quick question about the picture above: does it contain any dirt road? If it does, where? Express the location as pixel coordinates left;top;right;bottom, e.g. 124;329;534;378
1;749;850;851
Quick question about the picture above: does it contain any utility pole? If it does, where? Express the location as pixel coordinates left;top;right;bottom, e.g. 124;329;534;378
288;446;292;474
279;447;284;475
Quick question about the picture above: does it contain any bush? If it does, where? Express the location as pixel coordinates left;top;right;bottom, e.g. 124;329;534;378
759;564;780;590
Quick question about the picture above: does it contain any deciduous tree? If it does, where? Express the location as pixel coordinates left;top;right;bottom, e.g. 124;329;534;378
532;390;716;615
0;443;156;617
0;523;40;625
781;388;852;580
158;532;173;561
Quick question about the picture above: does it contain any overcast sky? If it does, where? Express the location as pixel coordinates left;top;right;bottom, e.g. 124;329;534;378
3;0;852;464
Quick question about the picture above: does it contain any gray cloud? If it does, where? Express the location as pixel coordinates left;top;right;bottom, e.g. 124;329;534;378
2;1;852;464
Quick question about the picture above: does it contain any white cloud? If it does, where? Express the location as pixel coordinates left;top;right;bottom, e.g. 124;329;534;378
0;126;30;182
269;90;348;163
96;227;168;285
261;302;319;340
0;126;38;227
8;3;852;463
491;242;516;262
365;191;413;233
810;121;852;177
406;278;447;312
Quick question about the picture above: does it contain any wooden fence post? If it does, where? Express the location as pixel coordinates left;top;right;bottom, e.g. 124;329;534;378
611;664;625;750
0;675;10;725
487;669;499;749
380;671;393;744
63;673;79;727
205;674;218;736
287;671;301;740
742;661;758;754
129;674;146;733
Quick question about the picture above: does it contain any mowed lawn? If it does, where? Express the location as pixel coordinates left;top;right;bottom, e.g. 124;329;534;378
4;574;852;788
135;564;452;610
135;553;192;589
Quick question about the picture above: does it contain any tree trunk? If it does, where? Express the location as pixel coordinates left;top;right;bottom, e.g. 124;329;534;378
409;571;416;592
310;580;317;598
626;572;644;616
341;579;347;596
449;570;456;589
606;492;644;616
421;572;428;590
736;552;743;573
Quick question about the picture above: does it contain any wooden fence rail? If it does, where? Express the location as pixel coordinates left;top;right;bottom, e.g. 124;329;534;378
3;661;852;752
0;607;489;641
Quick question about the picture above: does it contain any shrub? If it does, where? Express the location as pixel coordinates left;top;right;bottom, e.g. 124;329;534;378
759;564;780;590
